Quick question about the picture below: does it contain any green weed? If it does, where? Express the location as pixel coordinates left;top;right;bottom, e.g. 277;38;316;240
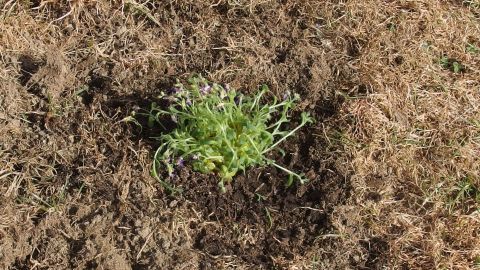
467;43;480;54
447;177;480;212
439;56;464;73
141;76;313;192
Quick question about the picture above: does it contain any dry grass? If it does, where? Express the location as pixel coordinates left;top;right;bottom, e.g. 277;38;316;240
1;0;479;269
323;1;480;269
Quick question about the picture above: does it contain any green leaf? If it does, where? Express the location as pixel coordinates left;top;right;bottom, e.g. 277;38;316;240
452;61;462;73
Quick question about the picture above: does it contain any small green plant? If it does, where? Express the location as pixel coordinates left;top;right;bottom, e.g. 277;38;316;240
467;43;480;54
447;178;480;212
439;56;464;73
142;76;313;192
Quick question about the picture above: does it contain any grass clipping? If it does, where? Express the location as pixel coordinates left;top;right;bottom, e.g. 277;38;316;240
144;76;313;192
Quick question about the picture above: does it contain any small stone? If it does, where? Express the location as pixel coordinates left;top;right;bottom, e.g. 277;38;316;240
169;200;178;207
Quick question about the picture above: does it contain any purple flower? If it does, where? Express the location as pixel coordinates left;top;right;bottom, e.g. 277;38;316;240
176;157;185;168
186;98;192;106
200;84;211;94
283;90;291;100
234;95;241;105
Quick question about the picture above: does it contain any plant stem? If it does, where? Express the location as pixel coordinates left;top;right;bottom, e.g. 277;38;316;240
263;121;307;154
270;161;302;180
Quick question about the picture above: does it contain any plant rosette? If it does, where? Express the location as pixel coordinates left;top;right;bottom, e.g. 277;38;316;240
137;75;313;193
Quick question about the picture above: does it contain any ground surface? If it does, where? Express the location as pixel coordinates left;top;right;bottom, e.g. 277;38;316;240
1;0;479;269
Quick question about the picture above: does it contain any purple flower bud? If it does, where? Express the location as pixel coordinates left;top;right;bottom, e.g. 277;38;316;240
186;98;192;106
176;157;185;168
234;95;241;105
200;84;211;94
283;90;291;100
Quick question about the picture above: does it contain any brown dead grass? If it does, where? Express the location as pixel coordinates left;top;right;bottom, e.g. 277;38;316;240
1;0;480;269
325;1;480;269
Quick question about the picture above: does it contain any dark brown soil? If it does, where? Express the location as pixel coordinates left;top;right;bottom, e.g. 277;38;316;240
180;157;350;268
167;103;351;268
